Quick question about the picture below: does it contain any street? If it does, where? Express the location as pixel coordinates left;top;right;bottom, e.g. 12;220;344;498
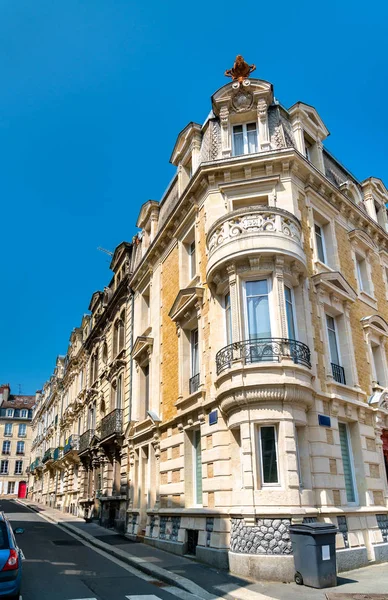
0;500;188;600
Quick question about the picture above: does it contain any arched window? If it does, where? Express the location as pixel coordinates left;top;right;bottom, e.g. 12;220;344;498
118;311;125;352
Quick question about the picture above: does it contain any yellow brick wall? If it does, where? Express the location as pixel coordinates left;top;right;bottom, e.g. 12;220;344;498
197;207;212;394
161;246;179;421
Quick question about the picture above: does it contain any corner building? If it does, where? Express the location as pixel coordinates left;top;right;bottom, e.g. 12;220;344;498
128;66;388;580
30;61;388;581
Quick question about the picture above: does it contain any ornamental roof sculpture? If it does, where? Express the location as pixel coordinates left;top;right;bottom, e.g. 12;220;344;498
224;55;256;82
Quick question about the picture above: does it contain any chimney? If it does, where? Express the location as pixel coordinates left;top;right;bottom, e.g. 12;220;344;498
0;384;10;406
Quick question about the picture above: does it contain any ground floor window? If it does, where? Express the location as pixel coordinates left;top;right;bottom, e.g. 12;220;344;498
7;482;15;495
338;422;356;503
258;425;279;485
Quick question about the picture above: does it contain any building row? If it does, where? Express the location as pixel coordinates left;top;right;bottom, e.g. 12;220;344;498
28;58;388;581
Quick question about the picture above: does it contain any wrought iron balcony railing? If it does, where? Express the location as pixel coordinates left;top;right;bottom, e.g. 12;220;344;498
216;338;311;375
331;362;346;385
101;409;123;440
42;448;54;463
64;434;79;455
53;447;63;461
189;373;200;394
79;429;95;454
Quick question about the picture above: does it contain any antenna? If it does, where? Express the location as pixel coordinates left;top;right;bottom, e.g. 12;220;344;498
18;384;22;394
97;247;113;257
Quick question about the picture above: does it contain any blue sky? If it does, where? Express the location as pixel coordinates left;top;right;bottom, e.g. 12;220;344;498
1;0;387;394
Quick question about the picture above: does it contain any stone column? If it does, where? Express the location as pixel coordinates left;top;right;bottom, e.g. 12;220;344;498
274;256;287;338
220;105;230;157
257;99;270;151
227;264;241;343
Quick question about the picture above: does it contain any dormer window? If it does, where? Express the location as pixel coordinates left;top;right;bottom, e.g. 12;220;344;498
232;122;258;156
305;139;312;161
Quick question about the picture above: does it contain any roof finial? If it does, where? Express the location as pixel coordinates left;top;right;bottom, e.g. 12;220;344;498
225;55;256;83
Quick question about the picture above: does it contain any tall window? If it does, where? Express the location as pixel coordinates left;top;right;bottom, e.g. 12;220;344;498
355;255;370;293
143;365;150;414
338;423;356;503
232;122;258;156
193;429;203;505
259;426;279;485
116;374;123;409
225;292;233;344
314;224;326;263
4;424;12;437
284;286;296;339
7;482;15;494
326;315;345;384
16;441;25;455
371;343;386;387
14;460;23;475
246;280;271;339
189;241;196;280
18;424;26;437
118;312;125;352
2;441;10;455
191;329;199;376
0;460;8;474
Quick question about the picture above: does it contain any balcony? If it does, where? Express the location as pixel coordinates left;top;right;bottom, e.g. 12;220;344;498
216;338;311;375
79;429;95;454
30;457;42;472
42;448;54;463
206;207;305;283
189;373;200;394
64;434;79;455
100;409;123;441
331;362;346;385
53;447;63;461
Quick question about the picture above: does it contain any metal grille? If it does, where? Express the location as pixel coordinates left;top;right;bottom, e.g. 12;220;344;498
331;362;346;385
187;529;199;555
189;373;200;394
79;429;95;453
101;409;123;440
216;338;311;375
337;515;349;548
377;514;388;543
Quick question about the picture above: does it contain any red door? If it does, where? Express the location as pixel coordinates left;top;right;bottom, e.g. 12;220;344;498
18;481;27;499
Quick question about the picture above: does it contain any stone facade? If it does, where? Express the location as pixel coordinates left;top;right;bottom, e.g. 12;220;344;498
29;62;388;581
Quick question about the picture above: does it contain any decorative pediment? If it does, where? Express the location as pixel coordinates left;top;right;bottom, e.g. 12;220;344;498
212;78;273;117
288;102;329;141
136;200;160;230
348;229;377;252
361;315;388;337
88;291;103;312
169;287;204;324
109;241;132;273
170;122;202;166
132;336;153;363
312;271;357;303
361;177;388;203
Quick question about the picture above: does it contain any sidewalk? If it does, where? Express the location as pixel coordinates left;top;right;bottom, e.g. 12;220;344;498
15;499;388;600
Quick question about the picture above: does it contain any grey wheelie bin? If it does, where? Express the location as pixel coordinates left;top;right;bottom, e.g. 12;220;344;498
289;522;338;588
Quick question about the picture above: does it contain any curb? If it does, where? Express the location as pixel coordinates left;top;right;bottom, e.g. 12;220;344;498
16;500;214;600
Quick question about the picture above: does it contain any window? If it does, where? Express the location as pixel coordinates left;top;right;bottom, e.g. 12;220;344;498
7;482;15;495
338;423;357;504
18;424;26;437
0;460;8;474
232;122;258;156
143;365;150;415
189;329;200;394
305;140;311;160
118;312;125;353
245;280;271;340
16;441;25;455
189;241;196;279
2;441;10;455
140;287;151;334
6;409;13;418
14;461;23;475
259;426;279;485
192;429;202;505
102;342;108;364
4;424;12;437
371;342;386;387
284;286;296;339
225;292;233;344
20;409;28;418
116;374;123;409
326;315;346;384
314;224;326;263
356;254;370;293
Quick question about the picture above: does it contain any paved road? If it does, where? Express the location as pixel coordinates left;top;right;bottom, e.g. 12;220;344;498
0;499;186;600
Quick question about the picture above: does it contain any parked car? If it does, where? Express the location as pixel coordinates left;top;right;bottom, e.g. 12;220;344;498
0;512;23;599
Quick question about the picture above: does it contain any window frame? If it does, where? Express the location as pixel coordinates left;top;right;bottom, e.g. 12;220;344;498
4;424;12;437
18;424;26;437
0;460;9;475
243;277;274;341
6;409;13;418
224;291;233;345
20;409;28;419
326;314;342;367
16;441;25;455
258;424;280;487
192;428;203;506
232;122;259;156
14;460;23;475
284;284;298;340
2;441;10;455
314;223;326;264
338;422;358;506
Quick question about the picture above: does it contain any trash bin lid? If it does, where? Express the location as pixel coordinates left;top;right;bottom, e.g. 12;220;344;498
289;522;338;535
